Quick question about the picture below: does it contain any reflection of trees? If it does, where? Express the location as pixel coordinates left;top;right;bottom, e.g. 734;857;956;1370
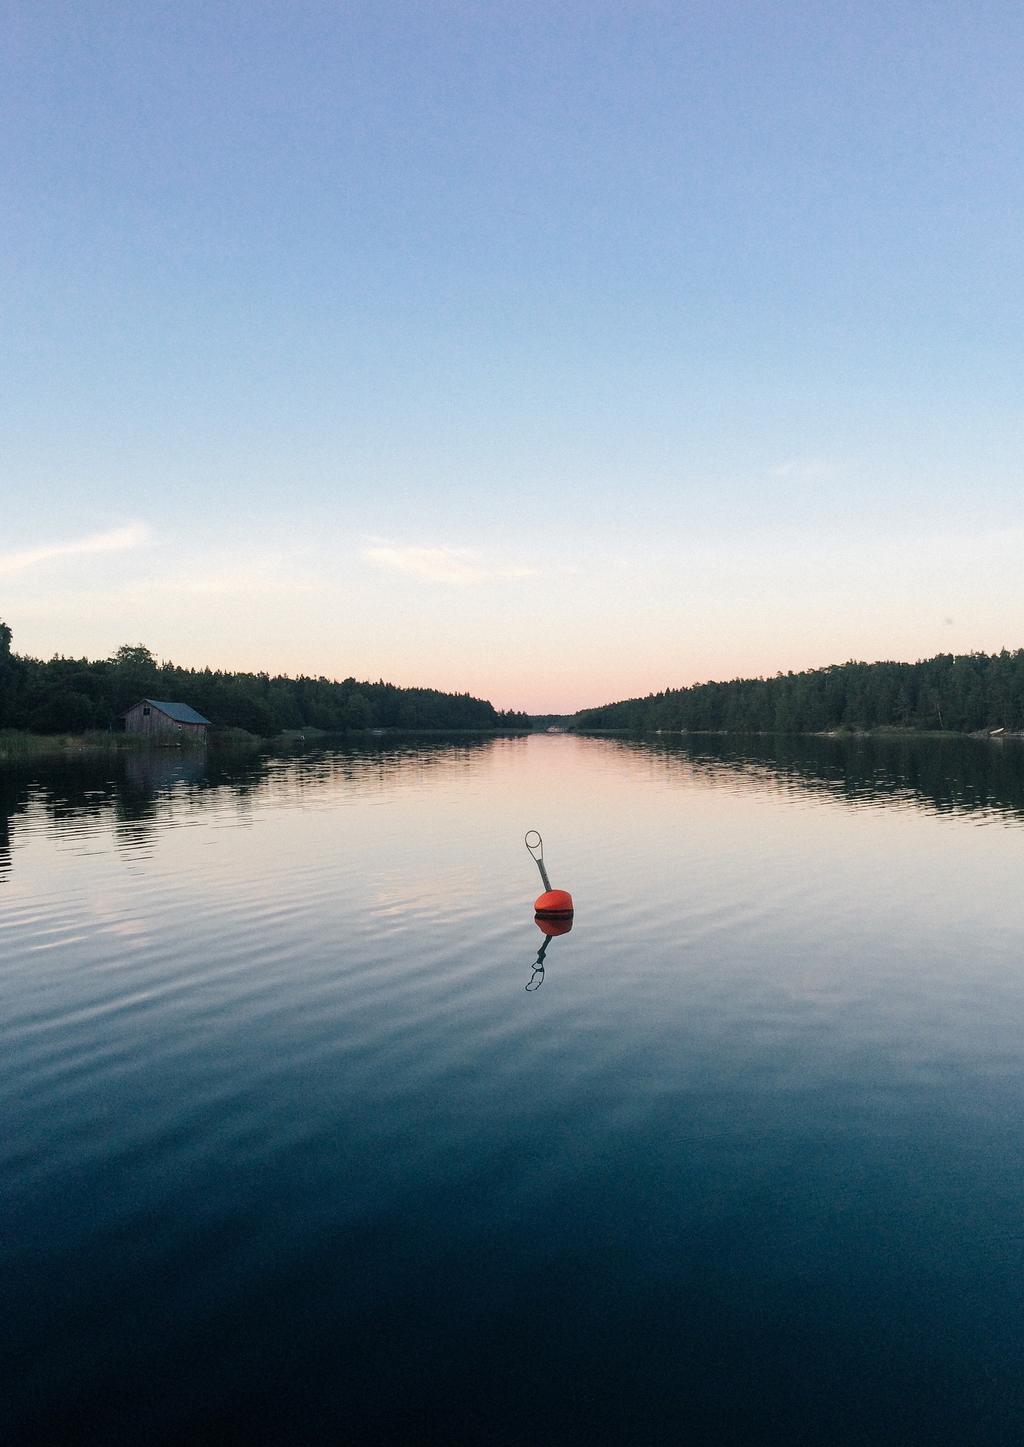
3;732;1023;881
9;730;1020;885
588;733;1024;824
1;764;112;837
0;786;11;882
112;751;212;851
0;736;505;878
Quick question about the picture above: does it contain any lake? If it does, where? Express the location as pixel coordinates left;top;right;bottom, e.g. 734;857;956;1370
3;733;1024;1445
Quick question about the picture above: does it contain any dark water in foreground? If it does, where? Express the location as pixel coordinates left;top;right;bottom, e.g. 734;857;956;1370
3;733;1024;1445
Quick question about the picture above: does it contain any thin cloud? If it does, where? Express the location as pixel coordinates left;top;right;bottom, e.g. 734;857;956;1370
363;543;538;586
7;543;325;624
769;458;841;482
0;522;151;578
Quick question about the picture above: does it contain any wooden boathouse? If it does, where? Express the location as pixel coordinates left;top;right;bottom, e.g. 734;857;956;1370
123;699;212;739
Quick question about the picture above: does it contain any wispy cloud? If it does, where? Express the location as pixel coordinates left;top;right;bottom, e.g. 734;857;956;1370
769;458;842;482
363;543;538;585
0;522;151;578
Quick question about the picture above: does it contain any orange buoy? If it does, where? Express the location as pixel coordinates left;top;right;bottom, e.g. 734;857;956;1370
525;831;574;919
534;888;575;918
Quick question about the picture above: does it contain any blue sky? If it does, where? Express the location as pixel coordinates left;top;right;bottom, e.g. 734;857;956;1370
4;1;1023;711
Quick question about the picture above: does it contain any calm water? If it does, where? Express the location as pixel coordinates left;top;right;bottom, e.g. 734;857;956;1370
3;733;1024;1445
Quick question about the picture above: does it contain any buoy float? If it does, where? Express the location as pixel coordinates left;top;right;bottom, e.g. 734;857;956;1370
524;830;574;919
533;889;575;919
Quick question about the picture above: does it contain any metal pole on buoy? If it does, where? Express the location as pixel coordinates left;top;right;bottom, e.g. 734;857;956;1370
524;830;574;919
525;829;552;892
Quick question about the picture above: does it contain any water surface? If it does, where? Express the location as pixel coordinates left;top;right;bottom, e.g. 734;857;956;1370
3;734;1024;1444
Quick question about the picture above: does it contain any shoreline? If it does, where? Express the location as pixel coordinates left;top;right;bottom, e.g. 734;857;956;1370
3;722;1021;764
571;726;1024;741
0;725;533;764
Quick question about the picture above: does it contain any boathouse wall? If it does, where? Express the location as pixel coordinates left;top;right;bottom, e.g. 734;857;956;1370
123;701;209;738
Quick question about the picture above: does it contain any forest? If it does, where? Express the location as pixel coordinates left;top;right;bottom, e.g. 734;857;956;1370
574;650;1024;735
0;624;530;736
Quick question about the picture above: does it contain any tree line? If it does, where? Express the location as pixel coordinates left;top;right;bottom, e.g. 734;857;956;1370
573;651;1024;735
0;624;531;736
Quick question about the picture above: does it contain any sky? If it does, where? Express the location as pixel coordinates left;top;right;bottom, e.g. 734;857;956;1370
3;1;1023;713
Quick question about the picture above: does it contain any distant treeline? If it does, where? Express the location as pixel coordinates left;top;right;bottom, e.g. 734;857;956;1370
0;624;531;736
574;651;1024;735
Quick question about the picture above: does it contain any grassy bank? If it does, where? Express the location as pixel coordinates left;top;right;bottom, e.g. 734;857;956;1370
0;729;250;763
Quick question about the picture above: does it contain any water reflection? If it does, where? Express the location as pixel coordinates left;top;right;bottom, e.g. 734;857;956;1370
526;915;574;990
3;731;1024;887
583;731;1024;825
0;735;506;879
